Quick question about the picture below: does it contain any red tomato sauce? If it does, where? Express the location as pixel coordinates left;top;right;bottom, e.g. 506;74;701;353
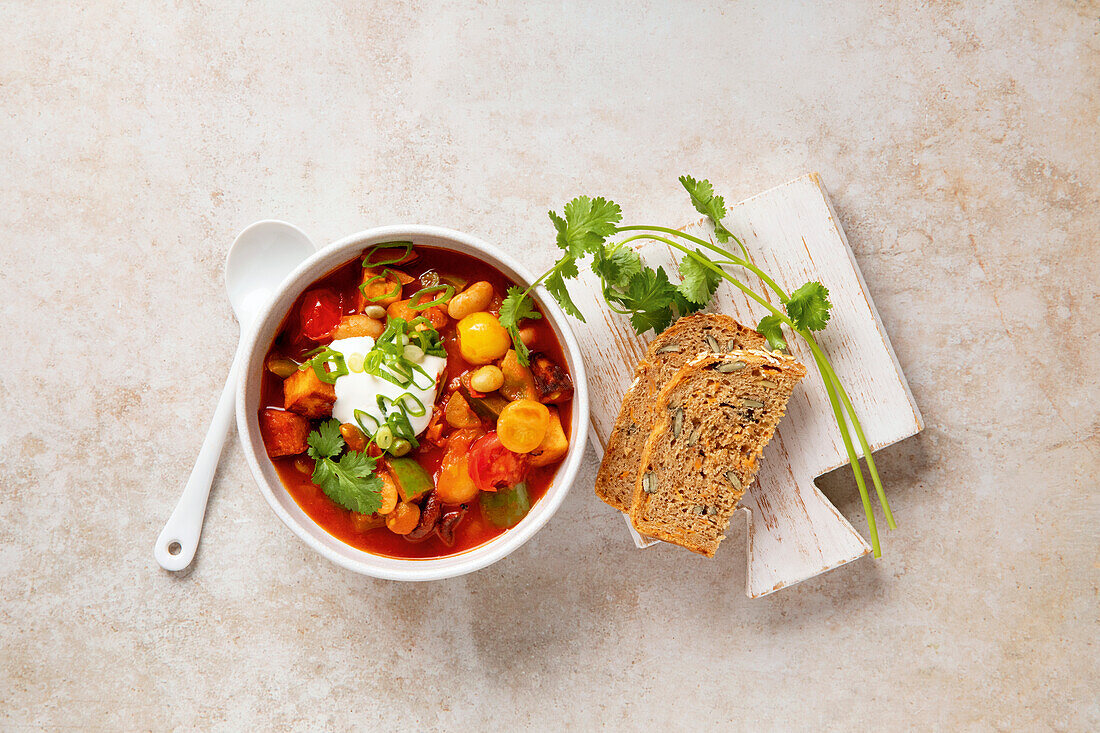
259;246;573;560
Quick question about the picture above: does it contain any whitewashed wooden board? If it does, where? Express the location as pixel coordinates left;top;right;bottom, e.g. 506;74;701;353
574;173;922;597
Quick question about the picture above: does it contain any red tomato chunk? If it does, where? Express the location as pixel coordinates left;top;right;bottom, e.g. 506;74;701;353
299;288;343;341
468;432;529;492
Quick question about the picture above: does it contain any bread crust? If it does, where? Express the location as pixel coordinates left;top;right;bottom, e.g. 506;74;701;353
594;314;767;511
627;350;807;556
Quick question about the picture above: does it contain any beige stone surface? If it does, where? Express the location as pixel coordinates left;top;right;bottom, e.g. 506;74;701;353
1;1;1097;730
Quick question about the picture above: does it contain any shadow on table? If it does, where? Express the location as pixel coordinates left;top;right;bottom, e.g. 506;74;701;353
336;433;934;683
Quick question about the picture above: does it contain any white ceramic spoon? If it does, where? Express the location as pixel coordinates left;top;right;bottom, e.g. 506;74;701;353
155;220;315;571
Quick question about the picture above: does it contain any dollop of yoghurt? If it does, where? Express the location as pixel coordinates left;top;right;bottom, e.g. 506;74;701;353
328;336;447;436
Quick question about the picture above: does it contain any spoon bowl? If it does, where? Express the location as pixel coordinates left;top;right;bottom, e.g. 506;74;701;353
154;221;315;571
226;221;316;324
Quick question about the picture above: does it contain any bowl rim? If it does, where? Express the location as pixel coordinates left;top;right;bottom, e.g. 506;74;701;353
235;224;590;581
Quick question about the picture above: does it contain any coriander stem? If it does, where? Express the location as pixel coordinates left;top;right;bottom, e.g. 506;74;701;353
728;232;751;262
617;224;720;252
829;369;896;529
520;266;555;300
799;334;896;529
618;225;788;303
810;348;881;556
618;234;789;320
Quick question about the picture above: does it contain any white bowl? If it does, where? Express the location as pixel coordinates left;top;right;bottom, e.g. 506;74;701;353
236;225;590;580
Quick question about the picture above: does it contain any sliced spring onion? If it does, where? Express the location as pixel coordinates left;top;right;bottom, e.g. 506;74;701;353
407;316;446;356
408;284;454;310
408;362;436;391
374;425;394;450
354;409;381;435
359;269;401;303
376;396;418;441
346;352;366;373
394;391;427;417
390;412;418;448
363;242;413;267
300;347;348;384
363;349;385;373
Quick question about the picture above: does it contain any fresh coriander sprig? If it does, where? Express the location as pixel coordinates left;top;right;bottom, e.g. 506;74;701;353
500;177;896;556
307;419;384;515
499;285;543;364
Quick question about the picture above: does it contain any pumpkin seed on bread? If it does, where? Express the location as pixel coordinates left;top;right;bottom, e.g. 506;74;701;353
628;349;807;557
594;314;767;512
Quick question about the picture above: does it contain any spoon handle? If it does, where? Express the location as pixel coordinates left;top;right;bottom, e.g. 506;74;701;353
154;343;243;571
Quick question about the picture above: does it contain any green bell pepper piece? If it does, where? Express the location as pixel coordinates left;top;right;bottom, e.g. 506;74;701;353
388;457;434;502
480;482;531;529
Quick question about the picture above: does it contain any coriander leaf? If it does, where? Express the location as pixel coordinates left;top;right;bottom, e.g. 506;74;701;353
549;196;622;258
499;285;543;366
756;315;788;351
548;209;568;246
620;267;677;334
314;450;383;515
673;291;705;318
306;419;383;514
512;334;532;366
555;253;579;280
785;281;832;331
337;450;377;482
499;286;542;330
632;303;674;335
565;196;621;239
676;249;722;305
679;174;733;243
307;419;344;461
331;467;383;515
592;244;642;289
544;269;585;323
312;456;337;489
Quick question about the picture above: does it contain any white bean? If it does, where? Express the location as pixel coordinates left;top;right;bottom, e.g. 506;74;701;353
447;281;494;320
469;365;504;393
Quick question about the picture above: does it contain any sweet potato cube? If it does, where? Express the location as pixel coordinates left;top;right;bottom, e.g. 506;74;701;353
259;408;311;458
386;298;448;331
357;267;405;310
529;407;569;467
283;367;336;418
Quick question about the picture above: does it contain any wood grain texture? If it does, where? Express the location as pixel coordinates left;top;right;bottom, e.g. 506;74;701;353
575;173;923;597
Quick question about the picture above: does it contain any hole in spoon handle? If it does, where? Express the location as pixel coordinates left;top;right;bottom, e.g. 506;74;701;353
155;362;237;572
155;527;197;571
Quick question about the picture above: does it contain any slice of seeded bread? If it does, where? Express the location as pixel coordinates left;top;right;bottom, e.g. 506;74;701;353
628;350;807;557
594;314;768;512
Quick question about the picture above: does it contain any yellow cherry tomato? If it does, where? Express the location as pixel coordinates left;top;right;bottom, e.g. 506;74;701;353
496;399;551;453
457;312;511;365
